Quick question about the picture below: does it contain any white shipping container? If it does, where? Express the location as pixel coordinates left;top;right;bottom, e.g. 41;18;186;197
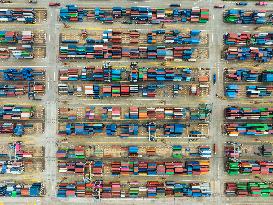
0;18;9;22
17;18;26;22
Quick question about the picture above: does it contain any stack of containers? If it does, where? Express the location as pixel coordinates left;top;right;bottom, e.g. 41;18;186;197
0;31;16;43
110;160;210;176
262;144;272;157
224;123;273;136
0;122;27;136
0;105;34;120
0;182;43;197
225;107;273;120
1;67;44;81
224;32;273;46
0;161;24;174
225;84;239;98
58;162;85;174
0;9;35;23
57;180;211;198
225;47;273;62
172;145;182;159
198;146;212;158
5;44;33;59
225;69;259;82
225;182;273;197
224;10;268;24
226;160;273;175
60;5;87;22
20;31;33;44
59;44;196;61
246;85;273;98
163;124;184;137
225;144;241;158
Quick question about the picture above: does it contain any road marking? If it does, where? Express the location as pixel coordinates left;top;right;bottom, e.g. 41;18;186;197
48;34;50;42
54;72;56;81
211;34;214;42
212;15;215;20
47;82;50;90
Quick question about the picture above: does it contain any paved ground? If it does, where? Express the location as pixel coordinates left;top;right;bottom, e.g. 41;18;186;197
0;0;273;204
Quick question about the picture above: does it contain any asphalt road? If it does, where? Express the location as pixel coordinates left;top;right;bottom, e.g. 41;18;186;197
0;0;273;204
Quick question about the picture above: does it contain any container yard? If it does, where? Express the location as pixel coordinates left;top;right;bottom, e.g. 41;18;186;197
1;0;273;204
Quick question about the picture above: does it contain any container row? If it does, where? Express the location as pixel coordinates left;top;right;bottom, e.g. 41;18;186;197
224;123;273;136
60;5;209;24
0;45;34;59
227;160;273;175
0;67;45;81
224;68;273;82
225;84;273;99
57;180;211;198
59;104;211;122
225;106;273;120
59;44;197;61
224;32;273;46
0;8;35;24
0;31;33;44
0;83;45;98
59;65;209;83
0;105;34;120
225;182;273;197
56;145;212;159
62;29;202;45
224;47;273;62
224;10;272;24
58;83;209;98
58;160;210;176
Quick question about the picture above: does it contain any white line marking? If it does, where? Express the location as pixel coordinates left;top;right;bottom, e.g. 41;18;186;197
211;34;214;42
47;82;50;90
48;34;50;42
212;15;215;20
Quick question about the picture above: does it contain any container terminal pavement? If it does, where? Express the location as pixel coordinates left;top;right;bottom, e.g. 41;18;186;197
0;0;273;205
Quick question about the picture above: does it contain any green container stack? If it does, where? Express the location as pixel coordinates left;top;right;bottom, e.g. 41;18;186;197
172;145;182;159
227;161;239;175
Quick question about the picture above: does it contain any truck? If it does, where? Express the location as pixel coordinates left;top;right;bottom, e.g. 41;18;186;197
256;1;268;6
213;73;216;84
49;2;60;6
169;4;181;7
236;2;248;6
213;144;217;155
214;5;225;9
